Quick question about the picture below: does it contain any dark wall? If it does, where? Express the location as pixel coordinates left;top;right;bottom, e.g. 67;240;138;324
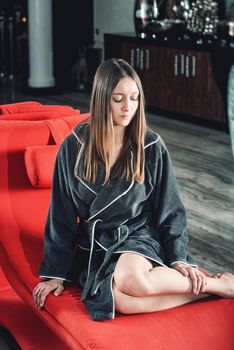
0;0;28;78
0;0;27;14
0;0;94;85
52;0;94;86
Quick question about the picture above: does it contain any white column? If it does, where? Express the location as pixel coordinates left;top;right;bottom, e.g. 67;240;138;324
28;0;55;88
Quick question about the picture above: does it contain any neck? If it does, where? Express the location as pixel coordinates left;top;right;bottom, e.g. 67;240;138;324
113;125;125;145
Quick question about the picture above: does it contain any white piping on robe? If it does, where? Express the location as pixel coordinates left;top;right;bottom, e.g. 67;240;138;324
93;280;104;295
39;275;72;282
117;227;121;242
170;260;198;268
72;130;84;144
88;178;134;220
120;219;129;225
86;219;103;283
93;273;115;318
79;241;107;252
77;175;98;195
73;140;98;195
95;239;108;251
110;273;115;319
144;134;159;149
88;152;135;221
73;129;160;199
79;244;103;252
114;250;167;268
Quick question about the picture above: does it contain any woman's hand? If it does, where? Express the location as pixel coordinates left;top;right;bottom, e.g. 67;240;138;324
33;279;64;309
173;263;207;295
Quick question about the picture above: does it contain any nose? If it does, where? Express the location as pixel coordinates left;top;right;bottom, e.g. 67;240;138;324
122;99;130;111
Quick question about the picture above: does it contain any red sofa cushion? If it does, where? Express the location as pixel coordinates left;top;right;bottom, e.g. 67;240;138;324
0;112;88;349
0;101;42;115
25;145;59;188
0;106;233;350
0;101;77;115
0;267;70;350
0;109;80;120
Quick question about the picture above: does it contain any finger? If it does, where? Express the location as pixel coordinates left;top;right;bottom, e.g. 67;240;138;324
196;275;203;294
33;286;46;305
180;268;189;277
175;266;189;277
33;283;44;296
33;285;45;297
201;274;207;293
34;290;42;308
39;287;53;308
35;284;53;308
34;288;45;308
189;270;198;294
54;284;64;296
196;272;206;294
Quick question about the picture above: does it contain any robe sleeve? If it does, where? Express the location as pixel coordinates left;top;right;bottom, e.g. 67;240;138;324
39;137;78;281
151;141;197;267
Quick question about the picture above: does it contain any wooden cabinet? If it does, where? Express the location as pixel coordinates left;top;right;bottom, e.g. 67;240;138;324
104;33;229;124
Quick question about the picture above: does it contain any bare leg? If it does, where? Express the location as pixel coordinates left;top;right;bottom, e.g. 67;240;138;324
114;253;234;297
130;266;234;298
113;253;234;314
113;281;208;314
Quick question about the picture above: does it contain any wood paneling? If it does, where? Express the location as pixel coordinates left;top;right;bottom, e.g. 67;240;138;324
105;34;228;124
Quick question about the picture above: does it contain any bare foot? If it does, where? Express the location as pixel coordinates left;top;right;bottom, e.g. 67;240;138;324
213;272;234;298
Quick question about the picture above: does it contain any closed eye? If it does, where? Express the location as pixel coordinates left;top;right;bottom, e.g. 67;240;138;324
113;97;122;102
112;94;139;103
131;96;139;101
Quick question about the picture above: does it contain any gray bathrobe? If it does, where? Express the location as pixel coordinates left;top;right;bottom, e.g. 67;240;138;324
39;123;196;320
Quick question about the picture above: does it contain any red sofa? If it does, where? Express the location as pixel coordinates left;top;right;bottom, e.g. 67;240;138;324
0;102;234;350
0;266;70;349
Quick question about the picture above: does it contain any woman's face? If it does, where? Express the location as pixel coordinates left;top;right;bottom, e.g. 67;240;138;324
110;77;139;128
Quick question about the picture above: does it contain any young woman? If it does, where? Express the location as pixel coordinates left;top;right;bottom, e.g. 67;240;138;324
33;58;234;321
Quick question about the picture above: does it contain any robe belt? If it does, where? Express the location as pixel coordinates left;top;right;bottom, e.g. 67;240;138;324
78;219;129;250
79;219;130;300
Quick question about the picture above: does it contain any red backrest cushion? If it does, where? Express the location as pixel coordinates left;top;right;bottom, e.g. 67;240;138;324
0;113;89;287
25;145;59;188
1;105;76;115
0;109;80;120
0;101;42;114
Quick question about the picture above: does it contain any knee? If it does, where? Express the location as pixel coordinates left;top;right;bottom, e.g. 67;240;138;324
113;283;145;314
114;271;152;297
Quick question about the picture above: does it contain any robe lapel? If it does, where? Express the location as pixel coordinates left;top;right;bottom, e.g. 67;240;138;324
87;150;135;221
73;124;135;221
74;143;103;196
88;176;134;221
74;142;134;221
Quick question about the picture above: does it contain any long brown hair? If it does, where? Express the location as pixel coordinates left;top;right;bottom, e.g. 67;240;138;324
83;58;147;184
